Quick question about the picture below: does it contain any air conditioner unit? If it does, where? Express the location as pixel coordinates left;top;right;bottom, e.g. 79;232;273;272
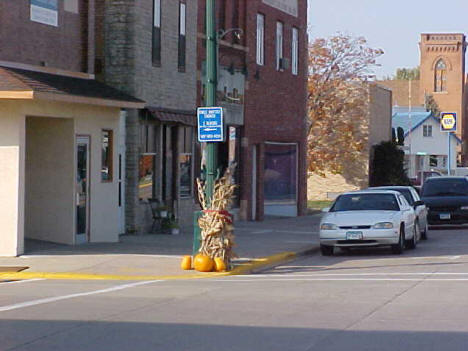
279;58;290;70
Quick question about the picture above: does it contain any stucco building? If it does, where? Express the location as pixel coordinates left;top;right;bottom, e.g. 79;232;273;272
0;0;143;256
197;0;308;220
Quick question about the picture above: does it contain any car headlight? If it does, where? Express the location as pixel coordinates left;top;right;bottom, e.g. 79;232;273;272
320;223;337;230
461;206;468;210
373;222;393;229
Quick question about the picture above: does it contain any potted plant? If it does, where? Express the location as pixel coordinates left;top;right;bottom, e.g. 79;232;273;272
169;222;180;235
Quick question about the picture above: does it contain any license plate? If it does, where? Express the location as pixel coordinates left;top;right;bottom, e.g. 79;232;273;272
346;231;363;240
440;213;451;220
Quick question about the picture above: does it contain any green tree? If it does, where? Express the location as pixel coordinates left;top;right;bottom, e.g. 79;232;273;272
394;67;420;80
425;94;441;117
369;141;411;186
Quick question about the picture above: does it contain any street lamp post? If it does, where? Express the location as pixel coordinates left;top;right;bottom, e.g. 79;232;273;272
205;0;217;205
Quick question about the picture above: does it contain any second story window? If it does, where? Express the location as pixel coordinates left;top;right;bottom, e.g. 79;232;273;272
152;0;161;66
178;2;186;72
292;27;298;75
256;14;265;65
423;125;433;137
434;59;447;92
276;21;283;71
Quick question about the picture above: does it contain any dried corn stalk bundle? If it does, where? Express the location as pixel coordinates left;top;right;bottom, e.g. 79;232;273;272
197;165;237;268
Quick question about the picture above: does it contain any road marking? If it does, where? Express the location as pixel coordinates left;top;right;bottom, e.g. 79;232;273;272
251;230;273;234
1;278;45;285
247;272;468;277
210;278;468;282
0;280;161;313
410;255;461;260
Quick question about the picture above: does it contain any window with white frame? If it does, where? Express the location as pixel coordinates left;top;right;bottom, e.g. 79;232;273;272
256;14;265;65
292;27;298;75
423;125;432;137
276;21;283;70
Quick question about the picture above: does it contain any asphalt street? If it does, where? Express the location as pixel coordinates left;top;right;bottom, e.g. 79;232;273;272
2;226;468;350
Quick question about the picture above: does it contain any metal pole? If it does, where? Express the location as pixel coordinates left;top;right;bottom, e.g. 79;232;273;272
205;0;218;206
448;132;451;175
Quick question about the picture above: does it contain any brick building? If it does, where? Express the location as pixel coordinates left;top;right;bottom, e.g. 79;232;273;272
0;0;142;256
99;0;199;232
197;0;308;220
379;33;467;164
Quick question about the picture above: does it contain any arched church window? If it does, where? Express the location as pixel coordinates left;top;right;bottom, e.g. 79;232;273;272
434;59;447;92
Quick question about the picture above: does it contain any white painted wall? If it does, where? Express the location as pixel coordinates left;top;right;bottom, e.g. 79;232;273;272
75;106;121;242
25;117;75;244
0;99;121;256
404;117;458;173
0;108;25;256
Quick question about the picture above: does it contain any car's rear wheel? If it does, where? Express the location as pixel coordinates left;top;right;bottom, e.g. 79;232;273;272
391;227;405;255
421;221;428;240
406;223;418;250
320;244;334;256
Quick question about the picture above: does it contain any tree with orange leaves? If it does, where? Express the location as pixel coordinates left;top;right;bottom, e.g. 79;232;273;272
307;34;383;175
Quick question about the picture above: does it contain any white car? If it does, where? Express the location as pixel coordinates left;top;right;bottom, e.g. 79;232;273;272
319;190;417;256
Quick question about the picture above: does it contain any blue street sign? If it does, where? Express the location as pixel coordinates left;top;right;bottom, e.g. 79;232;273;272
197;107;224;142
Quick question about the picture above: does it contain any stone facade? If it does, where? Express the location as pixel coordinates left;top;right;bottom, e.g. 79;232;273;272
102;0;198;232
307;84;392;200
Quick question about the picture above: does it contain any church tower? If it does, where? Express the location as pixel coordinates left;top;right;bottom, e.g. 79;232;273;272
419;33;466;142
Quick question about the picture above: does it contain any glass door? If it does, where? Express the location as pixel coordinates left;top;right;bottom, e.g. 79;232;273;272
76;136;90;243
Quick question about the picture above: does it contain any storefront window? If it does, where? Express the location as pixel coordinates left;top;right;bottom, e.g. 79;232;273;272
179;126;193;198
264;143;297;204
139;154;155;201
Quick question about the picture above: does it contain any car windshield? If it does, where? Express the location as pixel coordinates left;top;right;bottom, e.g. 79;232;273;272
330;194;400;212
377;188;413;205
422;179;468;197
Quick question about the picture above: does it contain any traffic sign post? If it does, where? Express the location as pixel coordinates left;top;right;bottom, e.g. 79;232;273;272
440;112;457;175
197;107;224;142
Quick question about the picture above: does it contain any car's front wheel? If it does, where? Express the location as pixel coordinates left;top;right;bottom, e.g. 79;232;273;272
320;244;334;256
391;227;405;255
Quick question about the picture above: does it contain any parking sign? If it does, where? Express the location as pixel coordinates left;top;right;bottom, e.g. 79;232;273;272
197;107;224;142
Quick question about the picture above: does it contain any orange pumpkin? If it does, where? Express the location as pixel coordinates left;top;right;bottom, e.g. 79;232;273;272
214;257;227;272
180;255;192;270
193;254;214;272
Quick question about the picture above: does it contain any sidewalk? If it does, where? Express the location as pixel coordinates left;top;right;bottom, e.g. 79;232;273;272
0;213;322;280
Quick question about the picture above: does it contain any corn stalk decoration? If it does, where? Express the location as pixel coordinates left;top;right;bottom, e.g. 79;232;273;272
197;164;237;269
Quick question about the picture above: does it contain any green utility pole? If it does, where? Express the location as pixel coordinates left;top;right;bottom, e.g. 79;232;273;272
205;0;218;206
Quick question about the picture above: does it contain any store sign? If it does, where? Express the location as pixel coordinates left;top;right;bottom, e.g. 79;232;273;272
440;112;457;132
30;0;58;27
262;0;298;17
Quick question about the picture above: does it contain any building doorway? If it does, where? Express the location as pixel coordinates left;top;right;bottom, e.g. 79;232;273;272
76;136;90;243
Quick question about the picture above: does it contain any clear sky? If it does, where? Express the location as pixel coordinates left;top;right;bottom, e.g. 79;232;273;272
308;0;468;78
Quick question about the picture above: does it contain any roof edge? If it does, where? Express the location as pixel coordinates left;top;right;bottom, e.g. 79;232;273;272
34;91;145;109
0;60;94;80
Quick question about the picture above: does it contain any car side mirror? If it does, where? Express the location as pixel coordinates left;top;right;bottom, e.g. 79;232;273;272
322;207;330;213
413;200;424;208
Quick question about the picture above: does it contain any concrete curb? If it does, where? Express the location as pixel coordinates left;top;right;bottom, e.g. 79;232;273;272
0;245;320;281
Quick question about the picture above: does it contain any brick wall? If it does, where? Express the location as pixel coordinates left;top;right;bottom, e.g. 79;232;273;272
0;0;88;72
241;0;308;220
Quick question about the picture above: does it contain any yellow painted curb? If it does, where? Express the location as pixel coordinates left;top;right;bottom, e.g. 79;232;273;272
0;251;298;281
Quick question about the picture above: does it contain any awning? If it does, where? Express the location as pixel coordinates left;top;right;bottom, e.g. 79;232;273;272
147;106;196;126
0;65;145;109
